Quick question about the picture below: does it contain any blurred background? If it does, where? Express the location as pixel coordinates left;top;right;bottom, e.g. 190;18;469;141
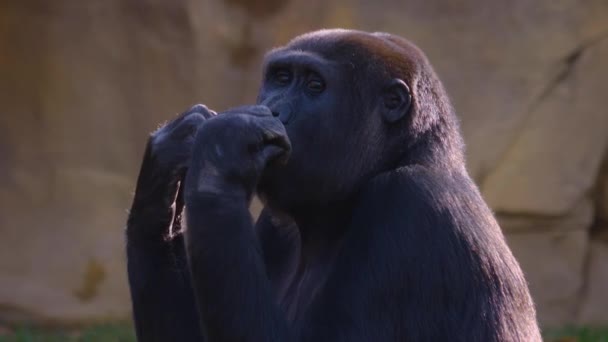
0;0;607;336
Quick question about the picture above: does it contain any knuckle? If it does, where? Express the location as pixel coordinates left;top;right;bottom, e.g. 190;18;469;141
249;105;273;117
182;112;206;125
188;104;217;118
222;105;272;118
189;103;208;113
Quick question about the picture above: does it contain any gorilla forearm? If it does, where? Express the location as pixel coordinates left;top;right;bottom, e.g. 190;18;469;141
126;141;177;243
126;143;203;342
181;107;292;341
185;194;290;341
127;234;203;342
126;106;211;341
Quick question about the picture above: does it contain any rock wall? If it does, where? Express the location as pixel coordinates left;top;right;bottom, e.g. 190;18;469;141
0;0;606;328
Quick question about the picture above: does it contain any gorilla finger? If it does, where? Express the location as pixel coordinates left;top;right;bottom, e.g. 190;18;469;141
184;104;216;117
172;113;207;140
258;118;291;150
172;179;186;232
166;162;190;191
222;105;273;118
260;144;290;165
167;104;216;130
188;104;217;119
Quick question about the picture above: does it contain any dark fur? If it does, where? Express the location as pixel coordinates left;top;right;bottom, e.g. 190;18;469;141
126;29;541;341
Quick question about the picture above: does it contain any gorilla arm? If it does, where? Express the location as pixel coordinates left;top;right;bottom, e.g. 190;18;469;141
126;158;203;342
183;107;292;342
126;106;211;342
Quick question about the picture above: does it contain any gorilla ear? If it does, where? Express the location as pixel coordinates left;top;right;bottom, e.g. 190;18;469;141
381;79;412;123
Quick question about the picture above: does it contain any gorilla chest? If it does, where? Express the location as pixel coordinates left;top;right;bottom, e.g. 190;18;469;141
274;252;336;323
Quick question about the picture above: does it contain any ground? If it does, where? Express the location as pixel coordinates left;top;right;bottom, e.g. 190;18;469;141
0;324;606;341
0;324;134;342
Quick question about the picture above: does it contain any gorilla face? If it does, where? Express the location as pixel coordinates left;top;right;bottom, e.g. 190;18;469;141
256;30;414;212
256;47;354;209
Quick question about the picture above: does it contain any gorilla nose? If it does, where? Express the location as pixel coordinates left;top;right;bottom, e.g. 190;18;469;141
274;104;293;124
260;98;293;124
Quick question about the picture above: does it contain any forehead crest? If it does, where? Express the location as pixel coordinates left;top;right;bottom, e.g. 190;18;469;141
283;29;424;79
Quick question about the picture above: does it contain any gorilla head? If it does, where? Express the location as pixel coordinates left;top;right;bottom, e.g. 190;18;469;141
256;29;464;213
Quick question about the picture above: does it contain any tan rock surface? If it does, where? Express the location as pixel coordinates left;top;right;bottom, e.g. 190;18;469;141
482;37;608;215
578;241;608;325
506;229;589;327
0;0;607;326
0;1;203;324
501;199;594;327
597;159;608;222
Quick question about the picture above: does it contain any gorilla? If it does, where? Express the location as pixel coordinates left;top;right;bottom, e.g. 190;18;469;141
126;29;541;341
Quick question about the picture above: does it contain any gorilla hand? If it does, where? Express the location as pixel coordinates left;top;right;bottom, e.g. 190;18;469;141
128;104;215;242
148;104;216;188
184;105;291;201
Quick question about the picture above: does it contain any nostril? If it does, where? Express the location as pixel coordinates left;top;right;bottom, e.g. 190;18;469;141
272;111;280;117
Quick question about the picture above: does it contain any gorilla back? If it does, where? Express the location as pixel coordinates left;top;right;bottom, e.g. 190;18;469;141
126;29;541;342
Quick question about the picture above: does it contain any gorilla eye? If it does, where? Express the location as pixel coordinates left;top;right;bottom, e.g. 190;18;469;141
273;69;292;86
306;79;325;93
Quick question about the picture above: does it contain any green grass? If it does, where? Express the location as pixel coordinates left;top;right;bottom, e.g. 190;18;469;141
0;324;607;341
544;327;608;342
0;324;135;342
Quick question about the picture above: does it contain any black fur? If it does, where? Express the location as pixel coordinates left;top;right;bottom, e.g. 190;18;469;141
126;29;541;341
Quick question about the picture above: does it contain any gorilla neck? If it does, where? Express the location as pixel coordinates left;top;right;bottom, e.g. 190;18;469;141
274;205;349;324
268;196;354;252
296;202;352;243
401;121;465;171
